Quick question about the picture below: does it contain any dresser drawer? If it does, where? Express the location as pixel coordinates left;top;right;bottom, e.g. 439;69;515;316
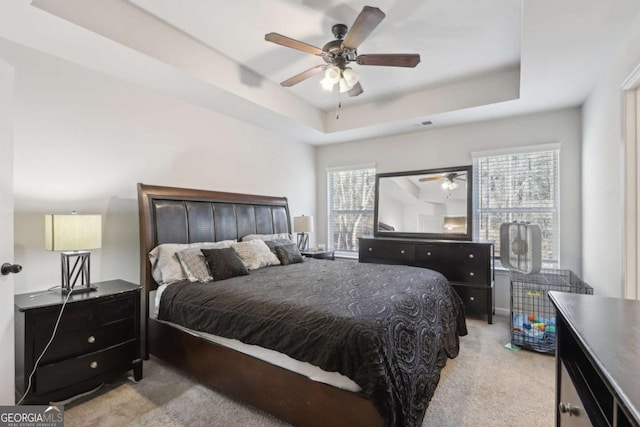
360;240;414;262
456;265;490;285
453;285;489;313
35;340;137;395
559;362;592;427
416;244;489;284
37;317;136;365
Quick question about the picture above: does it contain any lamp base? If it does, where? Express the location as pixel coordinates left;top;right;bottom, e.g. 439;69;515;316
297;233;309;251
61;251;96;295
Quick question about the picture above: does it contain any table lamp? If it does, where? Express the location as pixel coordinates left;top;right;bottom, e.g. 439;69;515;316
45;213;102;294
293;215;313;251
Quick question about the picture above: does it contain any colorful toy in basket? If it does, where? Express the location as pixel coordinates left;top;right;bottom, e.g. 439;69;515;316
513;313;556;338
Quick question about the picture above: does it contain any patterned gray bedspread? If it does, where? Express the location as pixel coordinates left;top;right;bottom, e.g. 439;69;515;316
158;259;467;427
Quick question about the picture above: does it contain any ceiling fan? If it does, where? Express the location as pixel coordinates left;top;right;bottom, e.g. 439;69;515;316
264;6;420;97
419;172;466;190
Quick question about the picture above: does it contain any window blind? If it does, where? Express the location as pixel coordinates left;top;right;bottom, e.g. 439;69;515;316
474;148;560;267
327;167;376;255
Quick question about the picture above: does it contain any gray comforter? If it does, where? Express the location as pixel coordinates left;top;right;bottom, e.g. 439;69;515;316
158;259;467;427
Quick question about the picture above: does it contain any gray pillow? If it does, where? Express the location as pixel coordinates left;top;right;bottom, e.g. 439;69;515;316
201;248;249;281
268;240;304;265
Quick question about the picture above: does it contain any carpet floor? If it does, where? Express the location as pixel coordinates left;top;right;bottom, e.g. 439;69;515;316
64;314;555;426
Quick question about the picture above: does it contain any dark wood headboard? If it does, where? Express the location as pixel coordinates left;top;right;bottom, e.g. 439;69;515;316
137;183;291;352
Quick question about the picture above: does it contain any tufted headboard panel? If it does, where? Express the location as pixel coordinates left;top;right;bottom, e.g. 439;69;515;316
152;200;289;246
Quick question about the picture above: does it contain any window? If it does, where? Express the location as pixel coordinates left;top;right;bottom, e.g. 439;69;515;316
473;145;560;268
327;165;376;256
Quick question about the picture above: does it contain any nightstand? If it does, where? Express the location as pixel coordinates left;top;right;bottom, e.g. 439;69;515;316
301;250;335;260
15;279;142;404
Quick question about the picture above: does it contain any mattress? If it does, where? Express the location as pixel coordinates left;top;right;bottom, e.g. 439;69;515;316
151;286;361;392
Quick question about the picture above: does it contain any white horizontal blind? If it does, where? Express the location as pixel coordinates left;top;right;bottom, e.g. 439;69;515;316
474;148;560;267
327;166;376;255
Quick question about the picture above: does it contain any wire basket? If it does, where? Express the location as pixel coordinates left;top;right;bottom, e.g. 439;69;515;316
510;269;592;353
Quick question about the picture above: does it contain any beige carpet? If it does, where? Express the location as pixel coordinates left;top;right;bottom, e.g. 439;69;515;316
64;314;555;427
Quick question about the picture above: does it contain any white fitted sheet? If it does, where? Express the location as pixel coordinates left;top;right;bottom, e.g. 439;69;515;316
151;286;361;392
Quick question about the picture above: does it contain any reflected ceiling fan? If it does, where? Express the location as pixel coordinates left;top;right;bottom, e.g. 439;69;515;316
419;172;466;190
265;6;420;97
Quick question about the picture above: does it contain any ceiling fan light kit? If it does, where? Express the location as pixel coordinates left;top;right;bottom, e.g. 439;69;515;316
265;5;420;98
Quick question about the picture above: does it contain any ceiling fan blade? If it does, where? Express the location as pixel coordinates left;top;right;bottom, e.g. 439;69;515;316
356;54;421;67
419;176;442;182
347;81;363;97
342;6;386;50
280;65;325;87
265;33;324;56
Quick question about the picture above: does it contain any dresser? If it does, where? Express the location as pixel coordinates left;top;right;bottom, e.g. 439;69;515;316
15;280;142;404
549;292;640;427
359;237;494;323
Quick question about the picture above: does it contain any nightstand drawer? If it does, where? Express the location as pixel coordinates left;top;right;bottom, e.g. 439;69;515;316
37;317;136;364
34;295;135;337
35;339;137;395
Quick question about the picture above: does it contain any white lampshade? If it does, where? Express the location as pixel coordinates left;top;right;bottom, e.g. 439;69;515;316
320;76;335;91
325;66;341;83
293;215;314;233
342;67;359;87
45;214;102;251
339;78;351;93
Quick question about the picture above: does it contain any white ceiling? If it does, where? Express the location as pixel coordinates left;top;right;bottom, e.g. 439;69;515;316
1;0;639;145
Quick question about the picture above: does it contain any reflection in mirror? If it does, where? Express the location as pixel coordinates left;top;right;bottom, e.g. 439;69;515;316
374;166;472;240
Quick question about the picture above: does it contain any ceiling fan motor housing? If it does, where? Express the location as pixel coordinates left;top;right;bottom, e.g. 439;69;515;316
500;222;542;274
332;23;348;39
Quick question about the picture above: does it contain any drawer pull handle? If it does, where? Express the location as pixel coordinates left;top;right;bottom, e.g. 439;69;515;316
469;272;475;276
427;252;431;256
368;248;373;252
87;336;96;344
558;402;580;416
469;254;474;259
469;296;475;301
400;250;405;254
90;361;98;369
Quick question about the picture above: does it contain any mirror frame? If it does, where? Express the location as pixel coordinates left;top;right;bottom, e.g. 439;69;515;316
373;165;473;241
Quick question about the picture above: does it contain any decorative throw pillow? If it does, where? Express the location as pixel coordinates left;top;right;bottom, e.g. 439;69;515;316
176;247;215;283
201;248;249;281
264;238;297;254
231;239;281;270
274;242;304;265
149;240;235;284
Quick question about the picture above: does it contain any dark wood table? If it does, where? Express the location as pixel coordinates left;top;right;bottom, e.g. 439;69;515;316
549;291;640;426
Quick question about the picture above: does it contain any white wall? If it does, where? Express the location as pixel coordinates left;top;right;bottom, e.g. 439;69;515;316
316;108;582;312
2;40;315;294
582;13;640;298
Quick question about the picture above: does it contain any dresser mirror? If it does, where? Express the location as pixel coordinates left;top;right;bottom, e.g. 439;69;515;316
374;165;472;240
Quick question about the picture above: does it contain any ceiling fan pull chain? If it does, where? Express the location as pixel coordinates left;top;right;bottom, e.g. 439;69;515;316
336;93;342;120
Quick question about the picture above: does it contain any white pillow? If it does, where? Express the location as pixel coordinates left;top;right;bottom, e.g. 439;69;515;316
149;240;235;284
242;233;294;242
231;239;281;270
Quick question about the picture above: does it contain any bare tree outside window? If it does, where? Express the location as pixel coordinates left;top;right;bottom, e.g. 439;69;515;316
474;149;559;267
327;167;376;254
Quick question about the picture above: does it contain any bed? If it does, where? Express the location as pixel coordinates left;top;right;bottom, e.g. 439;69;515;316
137;183;467;427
